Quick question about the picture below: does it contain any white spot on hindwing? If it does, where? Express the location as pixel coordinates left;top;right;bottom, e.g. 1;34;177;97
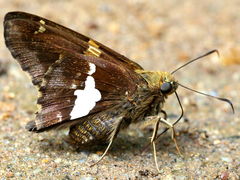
70;63;101;120
88;63;96;75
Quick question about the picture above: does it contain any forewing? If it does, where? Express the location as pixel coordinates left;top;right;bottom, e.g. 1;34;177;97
4;12;143;87
4;11;145;131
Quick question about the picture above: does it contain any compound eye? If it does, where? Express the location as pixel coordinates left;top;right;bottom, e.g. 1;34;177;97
160;82;172;94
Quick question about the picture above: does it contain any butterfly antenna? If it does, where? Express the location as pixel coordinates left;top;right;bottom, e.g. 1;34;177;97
171;50;219;74
178;83;235;113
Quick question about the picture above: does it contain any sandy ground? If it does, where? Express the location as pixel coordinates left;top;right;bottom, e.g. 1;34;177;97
0;0;239;179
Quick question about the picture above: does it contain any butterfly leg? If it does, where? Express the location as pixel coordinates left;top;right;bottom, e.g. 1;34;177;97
150;117;161;173
150;111;182;173
150;110;167;173
90;118;123;167
157;117;182;156
155;110;182;155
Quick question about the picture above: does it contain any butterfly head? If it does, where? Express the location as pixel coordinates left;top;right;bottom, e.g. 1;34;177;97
136;70;178;97
159;72;178;97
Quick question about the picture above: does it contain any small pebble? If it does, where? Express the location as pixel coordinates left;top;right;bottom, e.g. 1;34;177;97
33;168;42;174
213;140;221;145
221;156;232;163
41;158;50;163
79;176;94;180
54;158;62;163
6;172;14;178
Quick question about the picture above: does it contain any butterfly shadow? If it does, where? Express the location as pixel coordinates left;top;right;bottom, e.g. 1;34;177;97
35;124;200;163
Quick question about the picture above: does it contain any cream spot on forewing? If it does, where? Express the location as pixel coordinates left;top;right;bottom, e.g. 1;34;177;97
84;40;101;57
34;20;46;34
88;40;99;48
40;20;45;25
39;26;46;33
70;75;101;120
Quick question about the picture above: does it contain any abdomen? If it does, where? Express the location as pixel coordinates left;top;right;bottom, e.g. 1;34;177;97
69;117;113;146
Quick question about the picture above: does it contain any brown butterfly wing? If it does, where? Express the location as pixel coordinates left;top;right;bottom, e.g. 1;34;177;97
4;12;143;86
4;11;145;131
35;54;140;131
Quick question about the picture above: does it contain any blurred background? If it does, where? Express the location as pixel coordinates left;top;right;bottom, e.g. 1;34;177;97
0;0;239;179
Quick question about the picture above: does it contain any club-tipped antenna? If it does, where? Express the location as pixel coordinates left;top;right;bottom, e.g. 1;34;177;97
171;50;219;74
178;83;235;114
